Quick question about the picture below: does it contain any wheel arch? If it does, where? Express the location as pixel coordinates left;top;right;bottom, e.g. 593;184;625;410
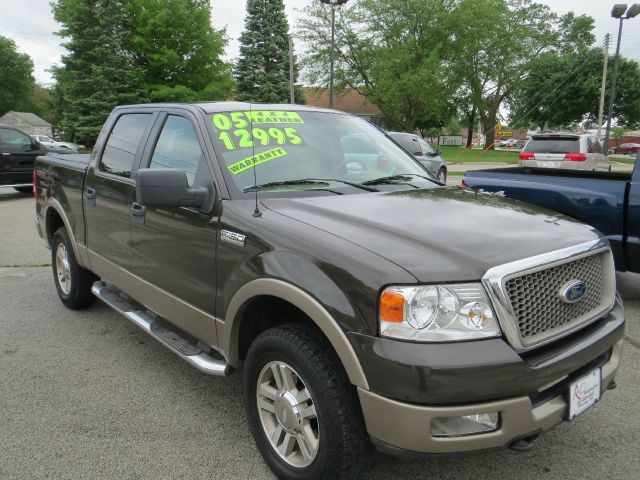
222;278;369;390
44;201;87;268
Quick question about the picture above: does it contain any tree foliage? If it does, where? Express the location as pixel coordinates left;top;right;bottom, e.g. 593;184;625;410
508;49;640;130
0;36;36;115
298;0;456;132
298;0;598;147
235;0;304;103
52;0;232;144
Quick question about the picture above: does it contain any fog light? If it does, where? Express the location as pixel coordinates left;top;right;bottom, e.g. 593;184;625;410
431;412;500;437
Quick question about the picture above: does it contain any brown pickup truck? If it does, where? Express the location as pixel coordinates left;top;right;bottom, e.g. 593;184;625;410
35;103;624;480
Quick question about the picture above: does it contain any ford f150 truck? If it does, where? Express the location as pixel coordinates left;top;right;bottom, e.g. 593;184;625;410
35;103;624;480
462;160;639;274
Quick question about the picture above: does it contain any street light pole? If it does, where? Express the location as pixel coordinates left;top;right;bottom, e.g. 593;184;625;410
320;0;349;109
330;4;335;109
604;3;640;152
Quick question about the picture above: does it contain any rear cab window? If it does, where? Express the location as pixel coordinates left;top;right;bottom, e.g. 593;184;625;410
100;114;153;178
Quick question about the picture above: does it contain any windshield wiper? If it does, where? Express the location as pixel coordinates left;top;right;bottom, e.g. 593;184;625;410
243;179;330;192
361;173;436;186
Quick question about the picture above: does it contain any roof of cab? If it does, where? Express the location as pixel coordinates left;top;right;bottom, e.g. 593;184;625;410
113;102;344;115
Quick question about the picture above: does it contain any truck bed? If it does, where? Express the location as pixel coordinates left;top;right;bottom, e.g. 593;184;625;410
462;165;639;272
35;153;91;247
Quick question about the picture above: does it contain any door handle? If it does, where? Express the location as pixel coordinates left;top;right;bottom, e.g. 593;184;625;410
131;202;146;216
85;187;96;206
131;202;146;225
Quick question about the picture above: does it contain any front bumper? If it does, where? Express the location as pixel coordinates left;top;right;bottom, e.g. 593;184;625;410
359;339;622;455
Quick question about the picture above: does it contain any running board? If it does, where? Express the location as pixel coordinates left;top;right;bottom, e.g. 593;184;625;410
91;281;231;377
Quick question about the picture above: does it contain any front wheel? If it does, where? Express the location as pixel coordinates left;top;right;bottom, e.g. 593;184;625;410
437;167;447;183
244;324;368;480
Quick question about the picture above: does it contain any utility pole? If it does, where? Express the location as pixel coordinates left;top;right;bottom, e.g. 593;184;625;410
604;4;640;151
320;0;349;109
597;34;610;137
289;36;295;104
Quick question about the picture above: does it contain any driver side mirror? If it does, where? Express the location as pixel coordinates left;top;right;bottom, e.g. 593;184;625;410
432;149;442;157
135;168;211;210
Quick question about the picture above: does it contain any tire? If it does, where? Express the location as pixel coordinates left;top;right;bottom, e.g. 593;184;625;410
52;227;97;309
437;167;447;183
14;186;32;193
244;323;368;480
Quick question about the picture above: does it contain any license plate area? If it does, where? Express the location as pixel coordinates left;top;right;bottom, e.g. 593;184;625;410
568;368;601;420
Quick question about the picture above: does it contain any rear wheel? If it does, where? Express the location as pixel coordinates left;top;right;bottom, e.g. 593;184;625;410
52;227;97;309
244;324;368;480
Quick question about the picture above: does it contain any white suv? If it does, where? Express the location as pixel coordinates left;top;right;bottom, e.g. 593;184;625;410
519;133;610;171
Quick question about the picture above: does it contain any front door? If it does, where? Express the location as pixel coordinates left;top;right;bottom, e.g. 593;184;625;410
129;112;219;344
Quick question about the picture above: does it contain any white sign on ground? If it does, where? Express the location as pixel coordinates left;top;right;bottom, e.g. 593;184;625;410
439;135;463;146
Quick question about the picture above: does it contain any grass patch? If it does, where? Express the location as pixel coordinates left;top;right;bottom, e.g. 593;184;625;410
439;145;520;164
610;157;637;165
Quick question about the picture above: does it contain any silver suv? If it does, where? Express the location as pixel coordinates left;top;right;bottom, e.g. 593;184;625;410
519;133;610;171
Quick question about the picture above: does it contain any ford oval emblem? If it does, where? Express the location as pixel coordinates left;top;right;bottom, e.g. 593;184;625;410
559;280;588;304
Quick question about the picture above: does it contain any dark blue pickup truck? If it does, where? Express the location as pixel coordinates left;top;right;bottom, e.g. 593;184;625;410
462;156;639;273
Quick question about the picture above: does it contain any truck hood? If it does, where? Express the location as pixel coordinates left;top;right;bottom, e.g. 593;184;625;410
262;187;600;282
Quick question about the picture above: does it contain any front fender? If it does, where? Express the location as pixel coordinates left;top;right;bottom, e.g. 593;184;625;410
222;277;370;390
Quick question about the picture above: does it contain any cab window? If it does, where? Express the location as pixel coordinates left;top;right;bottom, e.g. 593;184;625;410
149;116;204;186
0;128;31;147
100;114;152;178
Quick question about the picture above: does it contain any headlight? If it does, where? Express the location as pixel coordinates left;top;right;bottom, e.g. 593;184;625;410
379;283;501;342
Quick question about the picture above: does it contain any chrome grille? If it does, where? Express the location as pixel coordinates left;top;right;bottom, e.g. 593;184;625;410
504;252;605;346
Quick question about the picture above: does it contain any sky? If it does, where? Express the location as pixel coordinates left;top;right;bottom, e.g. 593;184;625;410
1;0;639;86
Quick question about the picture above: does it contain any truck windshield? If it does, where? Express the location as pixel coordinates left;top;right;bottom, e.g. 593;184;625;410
209;110;434;196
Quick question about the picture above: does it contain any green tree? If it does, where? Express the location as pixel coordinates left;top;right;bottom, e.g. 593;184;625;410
508;50;640;130
125;0;233;102
0;36;35;115
53;0;148;144
235;0;304;103
52;0;233;145
298;0;455;132
453;0;595;148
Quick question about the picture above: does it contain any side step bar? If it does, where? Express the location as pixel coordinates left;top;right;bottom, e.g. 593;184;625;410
91;281;231;377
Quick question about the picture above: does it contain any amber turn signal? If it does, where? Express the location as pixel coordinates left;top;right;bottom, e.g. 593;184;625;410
379;290;405;323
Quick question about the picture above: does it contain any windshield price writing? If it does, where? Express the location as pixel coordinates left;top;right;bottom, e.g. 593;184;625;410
213;111;304;151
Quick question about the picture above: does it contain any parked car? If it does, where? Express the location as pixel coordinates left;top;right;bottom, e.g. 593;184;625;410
497;138;516;147
513;138;527;148
0;124;70;192
35;103;624;480
388;131;447;182
461;156;639;273
613;143;640;155
31;134;79;152
519;132;610;171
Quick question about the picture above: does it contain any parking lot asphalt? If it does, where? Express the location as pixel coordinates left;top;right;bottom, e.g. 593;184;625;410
1;189;639;480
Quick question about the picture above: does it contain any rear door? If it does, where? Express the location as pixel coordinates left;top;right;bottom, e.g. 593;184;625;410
626;159;640;272
0;127;43;186
84;111;156;273
128;110;220;343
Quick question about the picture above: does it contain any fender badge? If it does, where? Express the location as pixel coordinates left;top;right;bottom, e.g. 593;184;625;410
221;230;246;247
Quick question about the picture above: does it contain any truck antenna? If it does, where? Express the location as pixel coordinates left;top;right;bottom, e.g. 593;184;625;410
250;102;262;218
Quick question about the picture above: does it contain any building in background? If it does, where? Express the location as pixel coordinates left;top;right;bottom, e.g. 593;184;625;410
0;112;52;136
303;88;383;124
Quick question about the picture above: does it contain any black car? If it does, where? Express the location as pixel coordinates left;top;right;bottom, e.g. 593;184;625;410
0;124;72;193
